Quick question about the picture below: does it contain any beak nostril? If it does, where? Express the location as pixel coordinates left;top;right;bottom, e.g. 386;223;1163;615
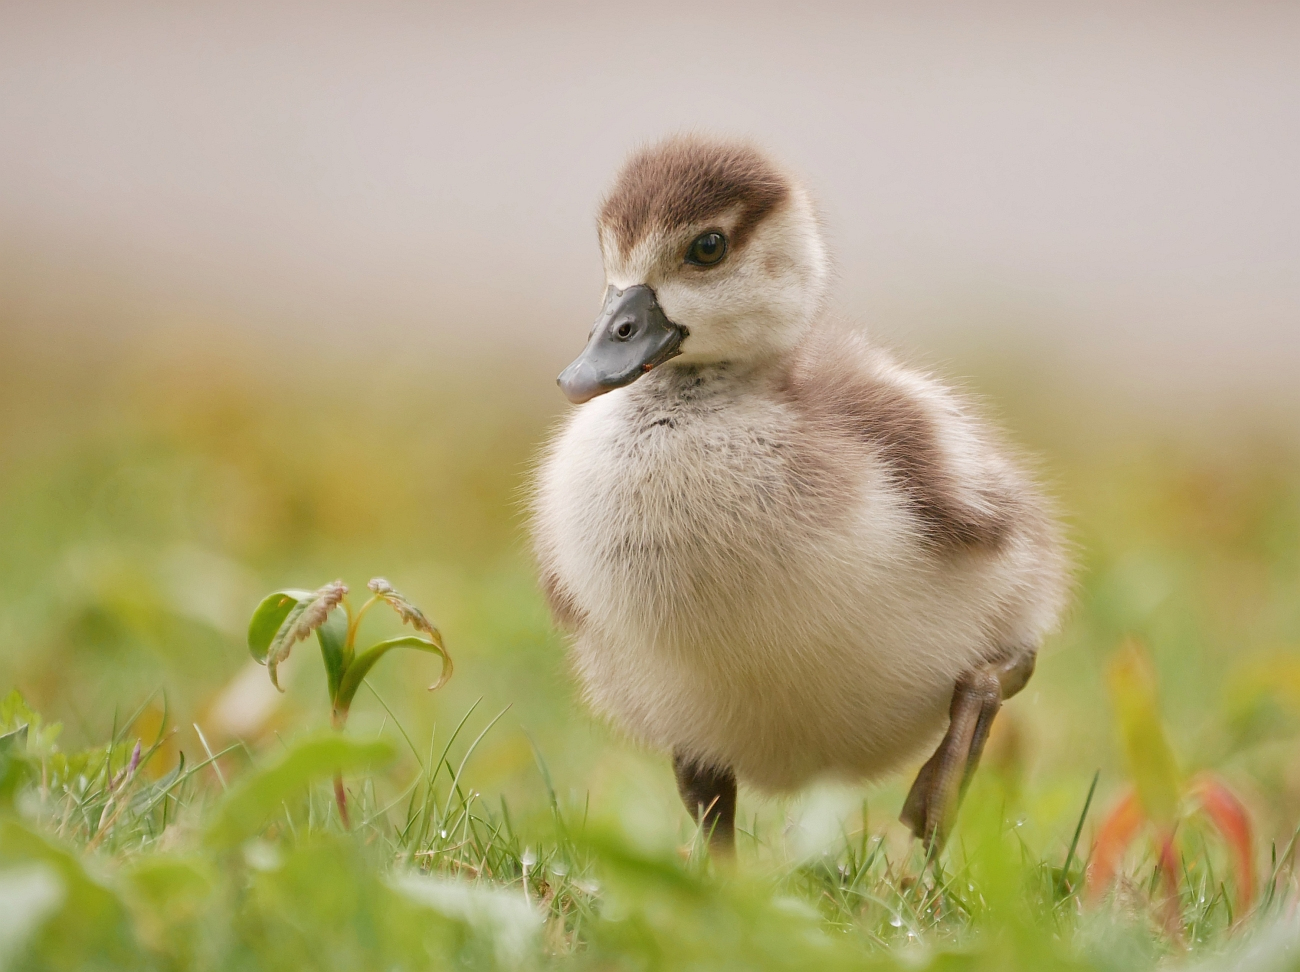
559;283;684;403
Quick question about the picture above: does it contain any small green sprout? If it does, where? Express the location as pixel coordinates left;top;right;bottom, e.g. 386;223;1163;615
247;578;451;824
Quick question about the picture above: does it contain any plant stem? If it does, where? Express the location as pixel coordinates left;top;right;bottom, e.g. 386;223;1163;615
334;772;350;829
332;705;351;828
345;595;382;652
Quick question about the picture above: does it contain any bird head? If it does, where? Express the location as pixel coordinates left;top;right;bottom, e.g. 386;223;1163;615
558;135;830;404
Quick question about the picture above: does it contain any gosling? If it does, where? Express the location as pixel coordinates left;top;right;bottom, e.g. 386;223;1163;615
532;135;1068;852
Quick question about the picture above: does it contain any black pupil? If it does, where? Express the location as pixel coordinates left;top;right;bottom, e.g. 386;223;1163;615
616;322;633;338
695;234;721;259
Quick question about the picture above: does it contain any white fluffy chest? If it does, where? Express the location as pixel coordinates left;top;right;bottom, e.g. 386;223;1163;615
544;381;842;636
535;375;989;790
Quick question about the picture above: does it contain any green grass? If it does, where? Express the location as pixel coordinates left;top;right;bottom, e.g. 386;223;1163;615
2;343;1299;970
4;686;1299;971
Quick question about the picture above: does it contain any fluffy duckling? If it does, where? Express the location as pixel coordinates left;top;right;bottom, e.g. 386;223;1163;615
532;135;1069;852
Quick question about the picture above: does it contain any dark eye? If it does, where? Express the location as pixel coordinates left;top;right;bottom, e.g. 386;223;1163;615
685;231;727;266
615;320;634;339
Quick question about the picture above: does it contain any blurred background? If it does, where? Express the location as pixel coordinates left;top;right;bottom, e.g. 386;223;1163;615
1;0;1298;852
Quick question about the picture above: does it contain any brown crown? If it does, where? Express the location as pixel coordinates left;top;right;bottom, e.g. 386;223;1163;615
599;135;791;258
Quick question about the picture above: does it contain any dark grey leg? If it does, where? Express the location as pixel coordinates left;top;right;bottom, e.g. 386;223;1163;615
899;650;1036;852
673;751;737;854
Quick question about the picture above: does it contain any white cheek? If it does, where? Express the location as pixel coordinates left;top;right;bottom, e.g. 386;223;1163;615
652;281;699;322
669;279;809;361
653;278;754;359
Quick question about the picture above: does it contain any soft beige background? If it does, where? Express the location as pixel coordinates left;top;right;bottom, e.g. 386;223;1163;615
2;0;1297;404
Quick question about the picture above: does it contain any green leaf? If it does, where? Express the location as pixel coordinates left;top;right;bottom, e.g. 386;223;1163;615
0;724;28;754
122;854;216;903
366;577;446;648
0;724;32;807
316;609;350;706
393;872;541;967
247;590;313;664
248;588;351;701
204;733;395;848
334;636;452;717
248;838;471;968
120;854;219;958
0;819;139;965
266;581;348;691
0;690;61;753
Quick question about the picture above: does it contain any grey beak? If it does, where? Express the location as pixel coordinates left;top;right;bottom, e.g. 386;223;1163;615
557;285;687;404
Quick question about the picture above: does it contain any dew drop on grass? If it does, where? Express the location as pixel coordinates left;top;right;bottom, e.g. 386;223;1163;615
889;914;903;928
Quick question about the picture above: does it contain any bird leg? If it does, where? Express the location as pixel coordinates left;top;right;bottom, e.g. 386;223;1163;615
899;651;1036;853
673;750;737;855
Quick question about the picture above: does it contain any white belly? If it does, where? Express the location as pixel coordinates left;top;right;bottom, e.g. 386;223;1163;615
535;383;1015;792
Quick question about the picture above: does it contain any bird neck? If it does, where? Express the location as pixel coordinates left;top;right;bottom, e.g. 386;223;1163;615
644;355;786;404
